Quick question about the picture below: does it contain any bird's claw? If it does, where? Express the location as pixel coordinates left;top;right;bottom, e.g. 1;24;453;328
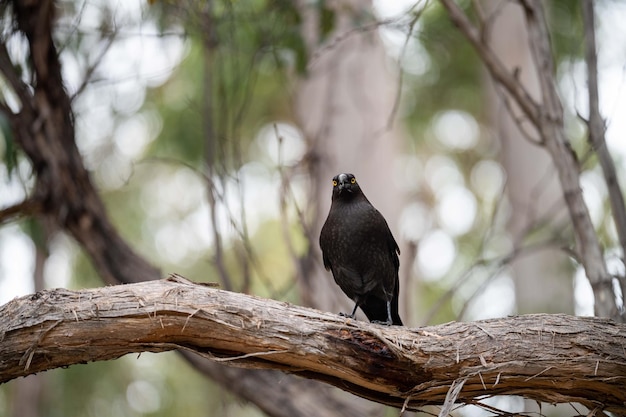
339;312;356;319
370;319;392;326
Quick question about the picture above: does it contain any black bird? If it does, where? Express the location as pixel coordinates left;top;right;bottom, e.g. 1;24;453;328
319;173;403;325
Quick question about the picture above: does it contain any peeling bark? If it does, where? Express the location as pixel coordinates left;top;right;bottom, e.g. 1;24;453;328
2;275;625;414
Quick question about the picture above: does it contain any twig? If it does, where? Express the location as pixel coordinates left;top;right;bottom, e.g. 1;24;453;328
308;17;399;69
496;84;542;146
399;394;412;416
386;2;428;131
477;372;486;390
70;31;117;101
439;0;539;124
202;349;290;362
0;198;42;224
524;366;554;381
474;323;495;339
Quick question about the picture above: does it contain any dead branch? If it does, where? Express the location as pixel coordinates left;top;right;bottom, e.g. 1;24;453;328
1;275;625;414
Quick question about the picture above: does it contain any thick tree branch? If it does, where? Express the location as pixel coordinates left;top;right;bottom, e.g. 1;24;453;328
6;0;161;286
2;275;626;414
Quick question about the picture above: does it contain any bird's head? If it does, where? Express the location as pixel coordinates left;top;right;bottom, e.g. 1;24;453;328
331;173;362;200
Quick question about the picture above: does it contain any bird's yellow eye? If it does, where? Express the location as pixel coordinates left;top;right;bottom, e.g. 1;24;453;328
332;180;338;186
350;177;356;184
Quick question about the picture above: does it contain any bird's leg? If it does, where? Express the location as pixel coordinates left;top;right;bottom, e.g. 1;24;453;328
386;300;393;324
339;302;359;319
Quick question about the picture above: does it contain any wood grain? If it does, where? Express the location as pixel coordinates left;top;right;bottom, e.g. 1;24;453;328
1;275;625;413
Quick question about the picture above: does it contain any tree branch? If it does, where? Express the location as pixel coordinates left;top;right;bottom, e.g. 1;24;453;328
2;275;625;414
439;0;540;125
518;0;618;318
0;198;42;224
582;0;626;267
7;0;161;286
178;352;380;417
439;0;620;320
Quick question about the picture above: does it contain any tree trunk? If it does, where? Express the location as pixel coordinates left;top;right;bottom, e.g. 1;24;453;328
295;0;407;321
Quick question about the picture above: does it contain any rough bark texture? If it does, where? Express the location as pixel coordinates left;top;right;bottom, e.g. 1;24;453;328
1;275;625;414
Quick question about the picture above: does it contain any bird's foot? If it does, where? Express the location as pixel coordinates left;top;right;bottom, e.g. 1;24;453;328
370;319;392;326
339;312;356;320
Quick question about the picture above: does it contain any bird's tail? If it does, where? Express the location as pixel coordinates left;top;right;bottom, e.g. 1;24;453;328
361;294;403;326
390;290;403;326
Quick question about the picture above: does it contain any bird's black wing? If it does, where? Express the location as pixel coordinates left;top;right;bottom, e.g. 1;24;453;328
358;262;403;325
321;248;331;271
351;207;403;325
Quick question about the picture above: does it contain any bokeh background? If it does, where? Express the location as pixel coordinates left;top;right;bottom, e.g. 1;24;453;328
1;0;626;415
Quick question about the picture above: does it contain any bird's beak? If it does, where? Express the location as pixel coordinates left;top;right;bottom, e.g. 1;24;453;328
336;173;349;192
337;181;351;193
335;173;354;194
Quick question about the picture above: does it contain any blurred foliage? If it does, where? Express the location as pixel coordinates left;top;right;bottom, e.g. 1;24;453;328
396;0;600;322
146;0;308;168
34;352;254;417
0;112;18;176
1;0;624;416
409;2;484;129
548;0;584;60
